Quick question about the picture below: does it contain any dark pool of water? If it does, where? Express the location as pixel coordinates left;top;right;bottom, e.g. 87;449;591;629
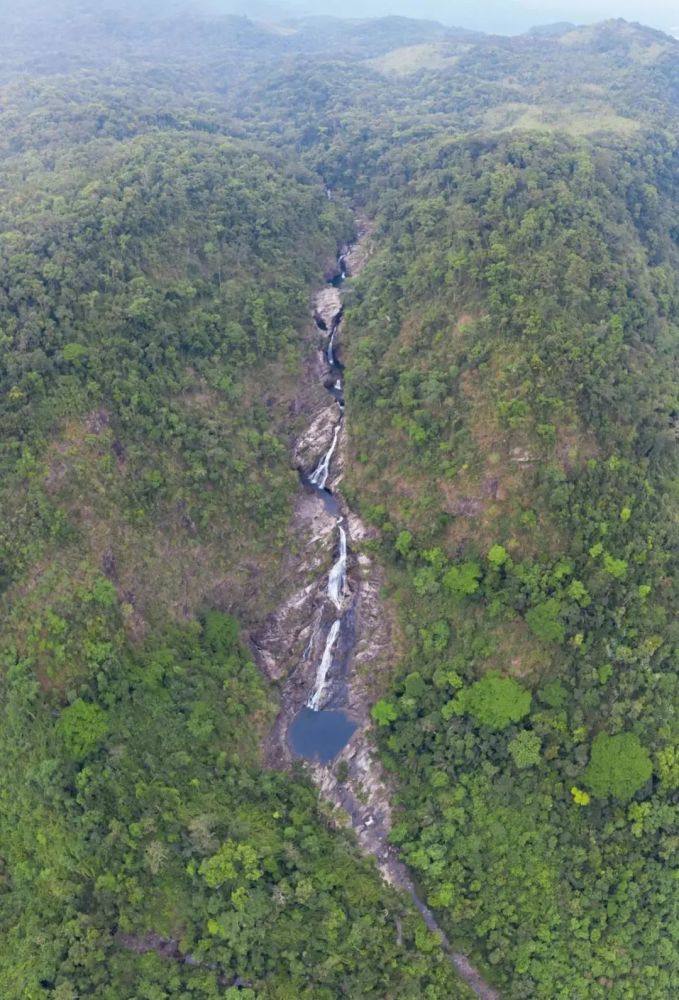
299;472;340;517
289;707;357;763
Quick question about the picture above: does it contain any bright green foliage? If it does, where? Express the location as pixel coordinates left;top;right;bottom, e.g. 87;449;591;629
567;579;590;607
487;545;509;568
199;841;263;889
461;672;531;730
443;561;482;597
603;553;628;579
656;745;679;790
57;699;109;760
584;732;653;800
372;699;398;726
508;730;541;768
394;530;413;557
61;342;87;362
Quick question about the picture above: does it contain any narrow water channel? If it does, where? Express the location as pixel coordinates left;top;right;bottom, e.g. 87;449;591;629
283;237;501;1000
288;254;358;763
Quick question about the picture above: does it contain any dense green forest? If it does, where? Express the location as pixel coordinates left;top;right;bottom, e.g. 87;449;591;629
2;3;679;997
347;131;679;997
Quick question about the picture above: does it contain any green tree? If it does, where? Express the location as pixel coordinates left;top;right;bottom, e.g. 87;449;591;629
461;672;531;730
525;598;565;644
372;699;398;726
57;699;108;759
488;544;509;568
443;561;482;597
508;730;541;768
603;553;628;579
584;732;652;801
656;745;679;790
203;611;240;652
199;840;262;889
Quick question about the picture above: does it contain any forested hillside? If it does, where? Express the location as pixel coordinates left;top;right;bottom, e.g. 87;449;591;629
346;131;679;997
0;23;466;1000
2;4;679;998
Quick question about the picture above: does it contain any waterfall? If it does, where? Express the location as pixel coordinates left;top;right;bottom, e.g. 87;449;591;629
327;326;338;366
328;520;347;608
309;422;341;490
334;379;341;390
307;619;341;711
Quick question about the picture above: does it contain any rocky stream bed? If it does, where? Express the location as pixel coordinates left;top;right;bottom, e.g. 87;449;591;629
252;223;501;1000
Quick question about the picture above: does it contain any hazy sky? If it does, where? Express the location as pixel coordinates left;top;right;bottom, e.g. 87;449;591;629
280;0;679;34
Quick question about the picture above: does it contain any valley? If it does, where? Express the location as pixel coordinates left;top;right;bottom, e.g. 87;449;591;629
1;6;679;999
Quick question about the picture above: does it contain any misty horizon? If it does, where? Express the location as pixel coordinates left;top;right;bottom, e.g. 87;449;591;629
207;0;679;36
4;0;679;40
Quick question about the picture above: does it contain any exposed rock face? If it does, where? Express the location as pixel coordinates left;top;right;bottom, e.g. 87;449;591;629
293;404;342;477
252;489;336;683
256;226;396;781
313;285;342;331
341;223;372;276
312;310;328;331
255;231;373;763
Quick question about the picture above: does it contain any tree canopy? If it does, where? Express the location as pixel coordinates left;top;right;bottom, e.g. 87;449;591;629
585;732;653;801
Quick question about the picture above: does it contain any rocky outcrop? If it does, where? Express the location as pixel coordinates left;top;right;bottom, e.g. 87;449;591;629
252;489;336;683
341;223;373;276
313;285;342;331
293;403;342;477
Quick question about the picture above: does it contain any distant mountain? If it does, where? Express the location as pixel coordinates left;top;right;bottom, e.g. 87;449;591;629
554;17;678;53
280;14;483;57
527;22;578;36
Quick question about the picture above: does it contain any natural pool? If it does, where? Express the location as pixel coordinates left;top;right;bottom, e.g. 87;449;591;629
288;707;357;764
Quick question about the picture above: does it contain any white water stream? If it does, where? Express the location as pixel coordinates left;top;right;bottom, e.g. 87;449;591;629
304;278;349;711
309;421;341;489
327;324;339;365
328;520;347;608
306;619;342;710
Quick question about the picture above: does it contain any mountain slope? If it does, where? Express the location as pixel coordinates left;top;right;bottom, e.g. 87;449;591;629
342;122;679;1000
0;46;473;1000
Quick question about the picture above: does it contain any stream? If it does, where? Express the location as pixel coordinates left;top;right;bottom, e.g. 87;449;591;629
288;263;358;763
278;232;500;1000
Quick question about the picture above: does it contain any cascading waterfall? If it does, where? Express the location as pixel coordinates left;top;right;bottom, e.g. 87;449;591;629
303;260;350;714
328;520;347;609
307;619;342;711
288;236;498;1000
309;421;341;489
297;247;352;717
327;325;338;366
